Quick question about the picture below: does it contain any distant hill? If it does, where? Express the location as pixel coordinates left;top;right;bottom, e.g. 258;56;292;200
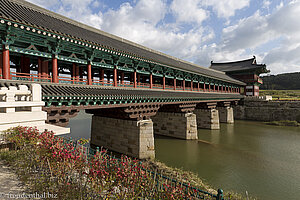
260;72;300;90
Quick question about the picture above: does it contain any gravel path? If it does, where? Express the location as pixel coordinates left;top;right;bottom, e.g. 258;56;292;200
0;160;27;200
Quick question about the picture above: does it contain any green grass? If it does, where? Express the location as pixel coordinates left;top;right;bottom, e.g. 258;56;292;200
260;90;300;100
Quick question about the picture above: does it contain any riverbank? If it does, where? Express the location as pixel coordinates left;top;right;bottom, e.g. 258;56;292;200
145;160;254;200
0;126;253;199
265;120;300;127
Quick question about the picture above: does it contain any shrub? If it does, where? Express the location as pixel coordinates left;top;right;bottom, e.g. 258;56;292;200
2;126;218;199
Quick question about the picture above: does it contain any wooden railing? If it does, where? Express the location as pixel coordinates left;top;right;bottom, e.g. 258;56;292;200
58;76;87;85
92;79;114;86
118;82;134;87
11;72;51;82
9;72;240;94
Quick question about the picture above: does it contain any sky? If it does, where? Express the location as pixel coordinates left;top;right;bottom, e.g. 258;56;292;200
26;0;300;75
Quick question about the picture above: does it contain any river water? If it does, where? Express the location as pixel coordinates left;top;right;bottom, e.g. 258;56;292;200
67;111;300;200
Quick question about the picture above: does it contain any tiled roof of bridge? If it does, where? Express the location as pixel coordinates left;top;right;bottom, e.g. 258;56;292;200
0;0;245;85
0;81;243;100
210;56;267;72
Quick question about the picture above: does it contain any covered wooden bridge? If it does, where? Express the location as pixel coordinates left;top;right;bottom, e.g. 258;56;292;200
0;0;246;159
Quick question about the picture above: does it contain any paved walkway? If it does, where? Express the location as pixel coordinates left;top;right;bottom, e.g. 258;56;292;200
0;160;27;200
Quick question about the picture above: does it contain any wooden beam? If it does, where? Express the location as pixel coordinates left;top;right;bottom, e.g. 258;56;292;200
163;76;165;90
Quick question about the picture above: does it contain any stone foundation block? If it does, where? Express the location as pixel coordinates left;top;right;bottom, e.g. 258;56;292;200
152;112;198;140
91;116;155;159
218;107;234;124
194;108;220;130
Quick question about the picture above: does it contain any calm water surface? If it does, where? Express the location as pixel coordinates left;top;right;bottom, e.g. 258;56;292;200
67;111;300;200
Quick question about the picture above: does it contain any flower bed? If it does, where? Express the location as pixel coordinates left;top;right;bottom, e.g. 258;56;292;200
1;126;223;199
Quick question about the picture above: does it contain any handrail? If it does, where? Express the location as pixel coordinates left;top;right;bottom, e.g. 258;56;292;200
58;76;87;84
92;79;113;86
11;72;51;82
9;72;238;95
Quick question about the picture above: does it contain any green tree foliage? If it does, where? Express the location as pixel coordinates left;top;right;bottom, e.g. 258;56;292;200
261;72;300;90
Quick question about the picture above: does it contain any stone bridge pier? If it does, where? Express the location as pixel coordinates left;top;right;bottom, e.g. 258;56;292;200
87;104;160;159
194;102;220;130
217;102;236;124
152;104;198;140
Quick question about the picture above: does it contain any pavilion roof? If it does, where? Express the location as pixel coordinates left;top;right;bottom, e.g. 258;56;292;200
0;0;245;85
210;56;268;73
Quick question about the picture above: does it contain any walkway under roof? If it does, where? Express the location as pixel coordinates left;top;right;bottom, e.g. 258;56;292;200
0;0;245;85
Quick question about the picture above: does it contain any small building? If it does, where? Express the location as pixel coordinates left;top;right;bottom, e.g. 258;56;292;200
210;56;269;96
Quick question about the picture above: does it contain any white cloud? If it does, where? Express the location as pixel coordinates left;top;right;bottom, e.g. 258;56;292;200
25;0;300;74
204;1;300;74
204;0;250;18
170;0;208;24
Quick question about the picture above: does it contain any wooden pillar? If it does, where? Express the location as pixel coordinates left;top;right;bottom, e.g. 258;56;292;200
137;74;140;86
79;66;83;79
24;57;31;74
87;63;92;85
133;71;137;88
52;56;58;83
74;65;79;81
174;78;176;90
2;47;11;80
221;86;223;92
197;82;200;91
41;60;48;79
213;84;215;92
20;56;24;73
37;57;42;78
113;66;118;87
183;80;185;90
0;52;2;79
72;63;76;83
209;84;211;92
204;83;206;92
121;72;124;84
16;56;21;73
150;73;153;89
163;76;166;89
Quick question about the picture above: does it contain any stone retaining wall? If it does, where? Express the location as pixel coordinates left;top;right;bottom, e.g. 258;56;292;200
234;100;300;122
